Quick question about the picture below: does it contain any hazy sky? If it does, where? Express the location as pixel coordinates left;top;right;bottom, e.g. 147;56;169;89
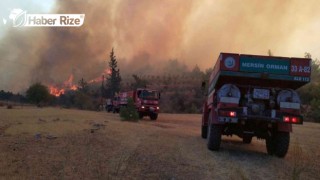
0;0;319;92
0;0;55;37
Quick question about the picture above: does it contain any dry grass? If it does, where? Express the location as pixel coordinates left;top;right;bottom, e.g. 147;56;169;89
0;107;319;179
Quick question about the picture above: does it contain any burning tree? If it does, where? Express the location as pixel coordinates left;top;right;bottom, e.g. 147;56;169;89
106;48;121;98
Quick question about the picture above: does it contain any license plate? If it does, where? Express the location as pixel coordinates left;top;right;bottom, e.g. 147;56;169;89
253;89;270;99
150;107;155;111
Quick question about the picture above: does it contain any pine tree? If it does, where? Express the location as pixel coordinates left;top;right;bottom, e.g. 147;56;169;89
106;48;121;98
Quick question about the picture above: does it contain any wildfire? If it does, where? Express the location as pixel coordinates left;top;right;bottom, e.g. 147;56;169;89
70;85;77;90
48;74;78;97
64;74;75;87
88;69;111;83
88;76;102;84
48;69;111;97
49;86;65;97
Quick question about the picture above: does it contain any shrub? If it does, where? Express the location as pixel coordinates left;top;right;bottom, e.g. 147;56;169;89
119;98;139;121
26;83;50;106
308;99;320;122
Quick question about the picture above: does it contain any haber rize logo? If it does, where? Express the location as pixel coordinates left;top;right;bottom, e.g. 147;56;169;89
4;8;85;27
9;9;27;27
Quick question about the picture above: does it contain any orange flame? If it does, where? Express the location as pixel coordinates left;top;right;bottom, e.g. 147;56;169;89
49;86;65;97
88;76;102;84
48;69;111;97
64;74;75;87
48;74;78;97
88;69;110;83
106;69;112;75
70;85;77;90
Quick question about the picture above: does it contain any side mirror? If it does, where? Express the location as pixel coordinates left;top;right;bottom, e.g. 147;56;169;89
158;92;161;99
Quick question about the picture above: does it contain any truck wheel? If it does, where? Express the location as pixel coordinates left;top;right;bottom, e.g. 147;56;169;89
207;125;222;151
243;135;252;144
207;124;222;151
150;114;158;120
274;132;290;158
201;125;208;139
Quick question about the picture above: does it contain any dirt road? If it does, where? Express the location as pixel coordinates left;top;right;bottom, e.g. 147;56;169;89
0;107;319;179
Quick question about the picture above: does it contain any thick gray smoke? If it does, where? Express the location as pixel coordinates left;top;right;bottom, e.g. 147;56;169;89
0;0;319;92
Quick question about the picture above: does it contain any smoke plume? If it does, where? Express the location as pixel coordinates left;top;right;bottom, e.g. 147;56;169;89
0;0;319;92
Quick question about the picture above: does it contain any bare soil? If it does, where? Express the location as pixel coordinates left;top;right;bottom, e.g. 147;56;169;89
0;107;319;179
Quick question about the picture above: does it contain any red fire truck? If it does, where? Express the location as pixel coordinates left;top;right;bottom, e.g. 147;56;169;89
113;88;160;120
201;53;311;157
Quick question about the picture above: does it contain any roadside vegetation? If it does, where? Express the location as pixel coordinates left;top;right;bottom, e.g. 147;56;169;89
297;53;320;122
119;98;139;121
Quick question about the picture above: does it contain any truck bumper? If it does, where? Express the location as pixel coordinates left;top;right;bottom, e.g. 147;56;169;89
217;107;303;124
138;106;159;115
212;107;302;133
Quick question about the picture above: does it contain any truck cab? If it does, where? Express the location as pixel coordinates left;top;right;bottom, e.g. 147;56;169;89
135;88;160;120
113;88;160;120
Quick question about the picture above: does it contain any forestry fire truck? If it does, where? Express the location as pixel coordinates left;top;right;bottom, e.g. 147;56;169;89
112;88;160;120
201;53;311;157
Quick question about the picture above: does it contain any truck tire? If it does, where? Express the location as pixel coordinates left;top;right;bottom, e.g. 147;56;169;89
266;132;290;157
243;136;252;144
207;117;222;151
274;132;290;158
150;114;158;120
201;125;208;139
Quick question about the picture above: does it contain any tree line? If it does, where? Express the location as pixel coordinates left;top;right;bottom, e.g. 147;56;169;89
297;53;320;122
1;50;319;122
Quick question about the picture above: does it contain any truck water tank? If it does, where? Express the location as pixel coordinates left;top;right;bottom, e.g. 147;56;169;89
217;84;241;102
277;89;301;104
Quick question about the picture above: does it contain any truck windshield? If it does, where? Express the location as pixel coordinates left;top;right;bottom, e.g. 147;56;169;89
138;90;159;100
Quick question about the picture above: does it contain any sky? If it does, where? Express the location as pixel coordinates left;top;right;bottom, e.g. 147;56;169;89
0;0;319;92
0;0;55;38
